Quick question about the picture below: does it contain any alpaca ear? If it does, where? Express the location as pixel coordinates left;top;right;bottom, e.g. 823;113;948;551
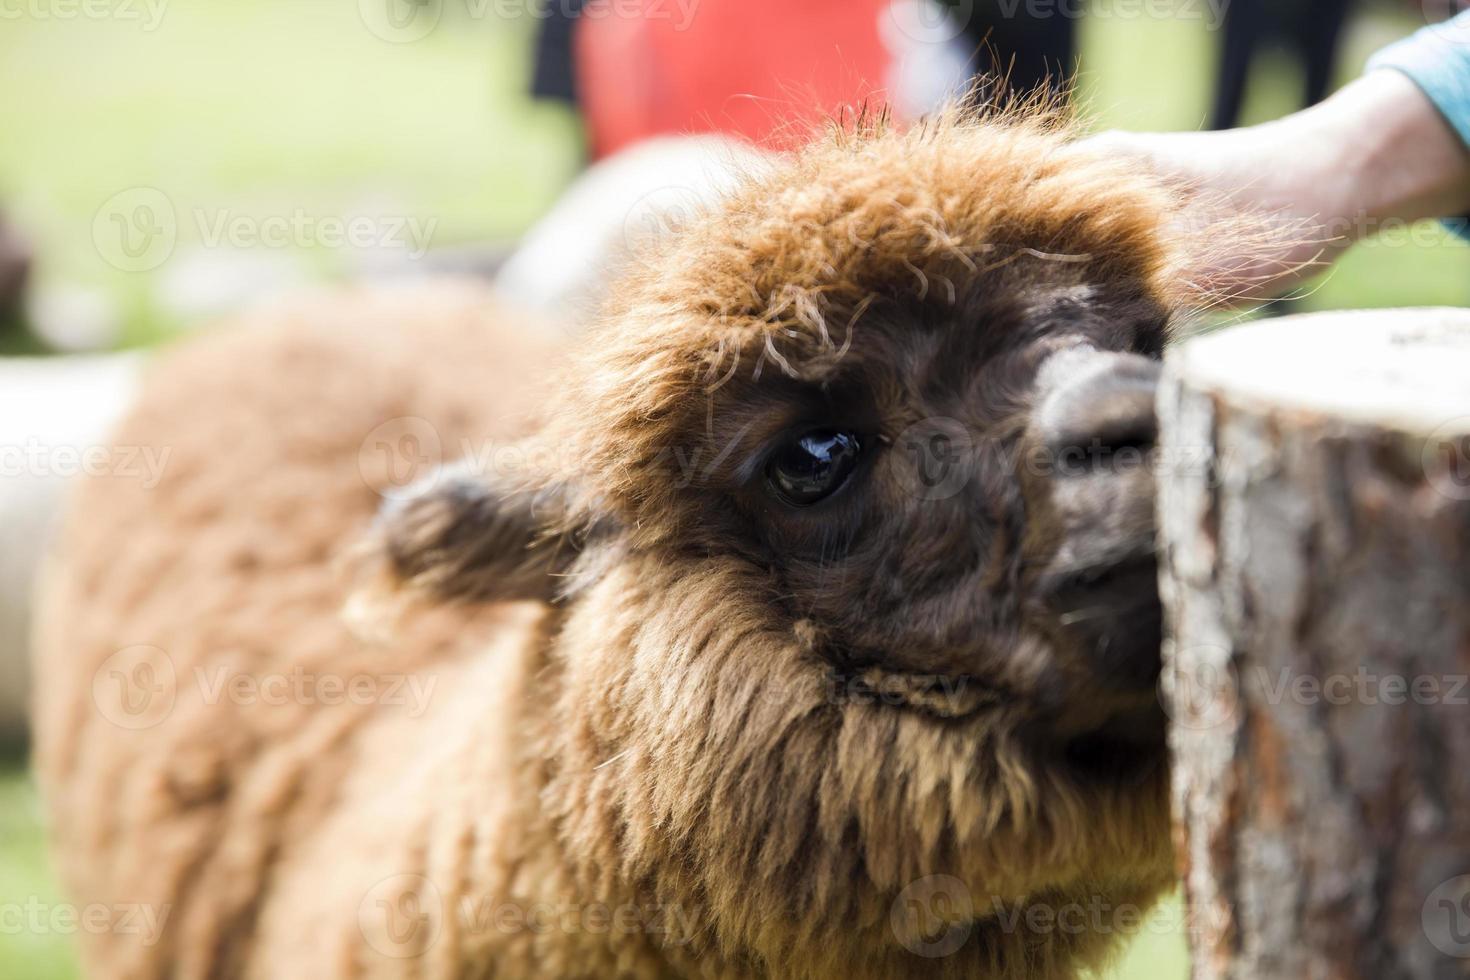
350;456;581;609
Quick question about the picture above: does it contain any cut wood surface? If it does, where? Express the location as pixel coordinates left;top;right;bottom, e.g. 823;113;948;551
1158;308;1470;980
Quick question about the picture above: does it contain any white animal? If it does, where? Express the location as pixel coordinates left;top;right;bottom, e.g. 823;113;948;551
0;353;142;740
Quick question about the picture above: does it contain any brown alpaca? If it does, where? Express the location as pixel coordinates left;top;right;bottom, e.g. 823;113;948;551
35;106;1240;979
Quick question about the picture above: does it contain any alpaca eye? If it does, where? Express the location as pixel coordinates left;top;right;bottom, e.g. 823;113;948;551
767;431;863;506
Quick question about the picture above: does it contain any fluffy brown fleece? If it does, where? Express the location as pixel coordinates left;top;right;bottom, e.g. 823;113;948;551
36;104;1248;979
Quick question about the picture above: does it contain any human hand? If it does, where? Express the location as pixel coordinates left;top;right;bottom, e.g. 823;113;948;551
1085;71;1470;300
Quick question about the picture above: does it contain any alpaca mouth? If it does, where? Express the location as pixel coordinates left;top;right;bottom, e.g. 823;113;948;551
1061;701;1167;785
1046;553;1164;693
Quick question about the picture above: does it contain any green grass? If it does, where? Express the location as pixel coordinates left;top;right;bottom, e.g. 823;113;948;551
0;757;78;980
1094;899;1191;980
0;0;583;346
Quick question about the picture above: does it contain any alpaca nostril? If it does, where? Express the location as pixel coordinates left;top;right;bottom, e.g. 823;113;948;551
1064;389;1157;454
1036;354;1162;472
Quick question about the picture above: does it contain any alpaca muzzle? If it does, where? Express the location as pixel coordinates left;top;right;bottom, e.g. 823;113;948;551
1030;351;1165;694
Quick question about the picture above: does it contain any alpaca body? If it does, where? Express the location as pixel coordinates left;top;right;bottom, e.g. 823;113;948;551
34;279;1168;980
30;284;656;978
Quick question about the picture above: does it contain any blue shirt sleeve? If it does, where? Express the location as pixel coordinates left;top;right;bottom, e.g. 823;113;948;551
1367;11;1470;238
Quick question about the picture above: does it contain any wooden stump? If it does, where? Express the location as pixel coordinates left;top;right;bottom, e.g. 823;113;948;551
1157;308;1470;980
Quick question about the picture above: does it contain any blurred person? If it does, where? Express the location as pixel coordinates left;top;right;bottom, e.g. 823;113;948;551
1210;0;1355;130
0;211;28;333
942;0;1078;97
1091;13;1470;295
530;0;974;158
531;0;585;110
533;0;892;157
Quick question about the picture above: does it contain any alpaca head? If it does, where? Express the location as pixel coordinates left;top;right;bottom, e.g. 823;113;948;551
365;106;1227;976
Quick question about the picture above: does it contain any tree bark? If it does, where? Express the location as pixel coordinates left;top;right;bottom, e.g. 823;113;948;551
1157;308;1470;980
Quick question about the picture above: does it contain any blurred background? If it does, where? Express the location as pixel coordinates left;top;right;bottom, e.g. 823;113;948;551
2;1;1467;976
